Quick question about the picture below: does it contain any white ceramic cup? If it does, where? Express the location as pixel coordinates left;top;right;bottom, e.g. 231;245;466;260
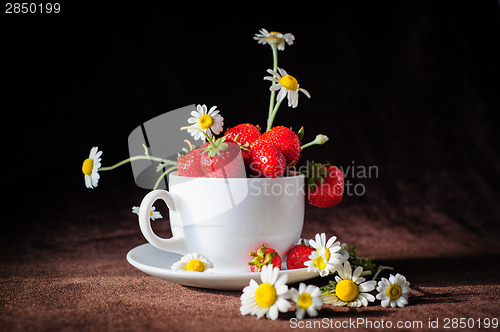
138;172;305;272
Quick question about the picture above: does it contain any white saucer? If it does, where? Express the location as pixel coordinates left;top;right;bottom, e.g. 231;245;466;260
127;243;320;290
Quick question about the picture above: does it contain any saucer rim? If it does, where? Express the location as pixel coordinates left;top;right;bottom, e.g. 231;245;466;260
126;243;320;289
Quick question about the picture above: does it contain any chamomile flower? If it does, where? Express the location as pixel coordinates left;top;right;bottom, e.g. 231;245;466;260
264;68;310;108
82;147;102;189
376;273;411;308
288;283;323;319
187;104;224;141
253;28;295;51
309;233;347;266
131;206;163;221
240;265;291;320
322;261;376;307
171;253;214;272
304;248;337;277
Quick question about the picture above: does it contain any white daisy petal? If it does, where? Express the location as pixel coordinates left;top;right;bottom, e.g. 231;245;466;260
356;276;366;284
362;292;375;303
269;84;283;91
325;236;337;248
207;105;218;114
277;67;288;77
306;306;318;317
276;87;287;103
299;87;311;98
266;306;279;320
352;266;363;281
309;239;319;250
401;286;411;294
84;175;92;188
266;69;277;76
381;298;391;307
397;296;408;307
288;90;296;107
359;280;376;292
275;297;291;312
296;307;305;319
343;261;352;280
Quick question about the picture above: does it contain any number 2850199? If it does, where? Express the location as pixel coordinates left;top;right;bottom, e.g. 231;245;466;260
5;3;60;14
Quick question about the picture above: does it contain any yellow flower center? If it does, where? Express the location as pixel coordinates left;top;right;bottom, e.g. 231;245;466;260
279;75;298;91
318;247;331;261
297;293;313;309
265;31;282;42
335;280;359;302
82;158;94;176
255;283;277;308
313;256;326;270
386;284;402;300
185;259;206;272
198;114;214;130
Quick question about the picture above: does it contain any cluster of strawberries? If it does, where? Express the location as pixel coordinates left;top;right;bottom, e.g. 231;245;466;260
177;122;344;208
249;243;315;272
177;123;297;178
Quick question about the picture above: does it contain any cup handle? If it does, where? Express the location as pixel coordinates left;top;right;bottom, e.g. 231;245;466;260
138;189;185;253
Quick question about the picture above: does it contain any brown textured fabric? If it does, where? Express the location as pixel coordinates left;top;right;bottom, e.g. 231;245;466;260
1;181;499;331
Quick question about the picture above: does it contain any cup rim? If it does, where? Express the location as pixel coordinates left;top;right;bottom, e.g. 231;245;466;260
170;171;305;181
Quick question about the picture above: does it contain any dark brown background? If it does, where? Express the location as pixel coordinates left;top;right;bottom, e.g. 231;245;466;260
1;1;500;331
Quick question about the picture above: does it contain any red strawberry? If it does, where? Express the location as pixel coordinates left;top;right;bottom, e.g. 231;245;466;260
307;164;344;208
249;243;282;272
248;140;286;178
286;243;315;270
256;126;301;166
224;123;261;146
200;140;246;178
177;148;205;177
224;123;261;165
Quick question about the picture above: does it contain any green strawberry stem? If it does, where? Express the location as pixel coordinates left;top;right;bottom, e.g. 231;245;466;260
180;126;229;158
266;100;282;131
300;134;329;150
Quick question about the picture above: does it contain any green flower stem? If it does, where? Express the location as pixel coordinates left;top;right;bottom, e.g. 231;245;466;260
153;165;177;190
266;100;282;132
300;134;330;150
373;265;394;280
267;44;279;131
99;155;176;172
272;44;278;71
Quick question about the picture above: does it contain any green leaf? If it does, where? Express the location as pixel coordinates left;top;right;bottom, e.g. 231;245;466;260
297;126;305;142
